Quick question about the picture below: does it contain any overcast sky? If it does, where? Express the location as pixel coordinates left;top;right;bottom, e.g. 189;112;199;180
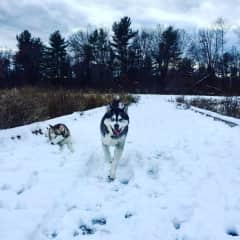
0;0;240;49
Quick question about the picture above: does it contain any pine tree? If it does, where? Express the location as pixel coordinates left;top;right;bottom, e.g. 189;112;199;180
46;30;69;85
15;30;44;85
153;26;181;87
111;16;138;85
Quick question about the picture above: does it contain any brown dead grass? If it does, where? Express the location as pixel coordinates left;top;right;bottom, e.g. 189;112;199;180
0;88;138;129
175;95;240;118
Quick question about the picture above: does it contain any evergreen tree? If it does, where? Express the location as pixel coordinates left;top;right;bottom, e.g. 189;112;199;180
46;30;70;85
15;30;44;85
111;16;138;85
97;28;110;65
88;28;110;65
153;26;181;87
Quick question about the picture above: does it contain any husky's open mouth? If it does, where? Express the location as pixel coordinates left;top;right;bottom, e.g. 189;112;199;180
112;127;122;136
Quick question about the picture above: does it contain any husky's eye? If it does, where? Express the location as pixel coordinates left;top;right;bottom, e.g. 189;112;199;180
111;116;115;121
118;118;123;122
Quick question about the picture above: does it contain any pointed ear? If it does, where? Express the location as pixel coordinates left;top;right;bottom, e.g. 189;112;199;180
49;124;53;128
119;102;124;109
123;105;128;113
106;104;111;112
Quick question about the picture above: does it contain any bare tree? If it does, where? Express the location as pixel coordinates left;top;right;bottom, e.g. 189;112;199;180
214;18;227;78
0;49;12;87
68;30;90;63
198;26;223;78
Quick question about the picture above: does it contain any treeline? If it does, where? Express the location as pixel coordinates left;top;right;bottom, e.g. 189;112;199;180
1;16;240;94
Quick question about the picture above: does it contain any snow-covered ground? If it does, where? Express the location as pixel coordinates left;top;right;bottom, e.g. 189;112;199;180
1;95;240;240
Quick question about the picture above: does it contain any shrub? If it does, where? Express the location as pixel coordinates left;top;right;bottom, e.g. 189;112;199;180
0;87;138;129
175;96;240;118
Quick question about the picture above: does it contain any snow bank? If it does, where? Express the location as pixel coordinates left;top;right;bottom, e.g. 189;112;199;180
0;95;240;240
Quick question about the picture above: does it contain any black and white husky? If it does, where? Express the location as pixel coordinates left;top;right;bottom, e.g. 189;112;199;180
47;123;73;152
100;98;129;181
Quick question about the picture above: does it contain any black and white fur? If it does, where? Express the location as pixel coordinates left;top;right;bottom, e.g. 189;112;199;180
100;98;129;180
47;123;73;152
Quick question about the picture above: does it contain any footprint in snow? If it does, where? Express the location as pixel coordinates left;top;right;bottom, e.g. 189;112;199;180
124;211;134;219
172;218;181;230
43;230;58;239
73;230;80;237
16;171;39;195
119;179;129;185
148;191;162;199
66;204;78;212
16;187;25;195
147;166;159;179
155;153;162;159
0;200;5;209
226;228;239;237
78;224;95;235
91;217;107;225
73;217;107;237
50;231;58;239
0;184;11;191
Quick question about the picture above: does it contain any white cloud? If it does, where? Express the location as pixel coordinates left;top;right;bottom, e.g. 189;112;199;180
0;0;240;49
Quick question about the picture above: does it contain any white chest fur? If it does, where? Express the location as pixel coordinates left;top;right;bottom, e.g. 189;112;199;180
101;133;126;146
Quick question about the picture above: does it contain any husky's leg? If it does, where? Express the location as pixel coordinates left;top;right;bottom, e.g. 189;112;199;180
51;135;64;145
65;137;74;152
67;142;74;153
102;143;112;163
109;143;124;180
59;144;64;151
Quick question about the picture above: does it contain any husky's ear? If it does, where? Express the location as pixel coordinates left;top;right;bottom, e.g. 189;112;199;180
123;104;128;113
118;102;124;109
118;102;128;112
49;124;54;128
106;104;111;112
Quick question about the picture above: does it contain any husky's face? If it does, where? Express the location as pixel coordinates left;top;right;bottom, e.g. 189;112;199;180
103;104;129;137
48;124;66;140
48;125;58;140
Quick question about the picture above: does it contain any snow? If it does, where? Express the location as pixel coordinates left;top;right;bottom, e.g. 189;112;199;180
190;105;240;126
1;95;240;240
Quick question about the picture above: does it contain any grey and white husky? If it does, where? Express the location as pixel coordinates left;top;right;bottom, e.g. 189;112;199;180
47;123;73;152
100;98;129;181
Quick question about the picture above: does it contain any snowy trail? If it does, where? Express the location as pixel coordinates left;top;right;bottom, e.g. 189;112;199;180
1;95;240;240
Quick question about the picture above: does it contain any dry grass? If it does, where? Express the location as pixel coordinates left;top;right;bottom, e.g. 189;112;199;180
0;88;138;129
175;96;240;118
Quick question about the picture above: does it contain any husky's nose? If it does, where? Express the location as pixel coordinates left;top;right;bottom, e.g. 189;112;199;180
114;123;119;129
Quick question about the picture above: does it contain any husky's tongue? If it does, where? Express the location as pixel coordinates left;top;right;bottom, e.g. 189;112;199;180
113;128;122;136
